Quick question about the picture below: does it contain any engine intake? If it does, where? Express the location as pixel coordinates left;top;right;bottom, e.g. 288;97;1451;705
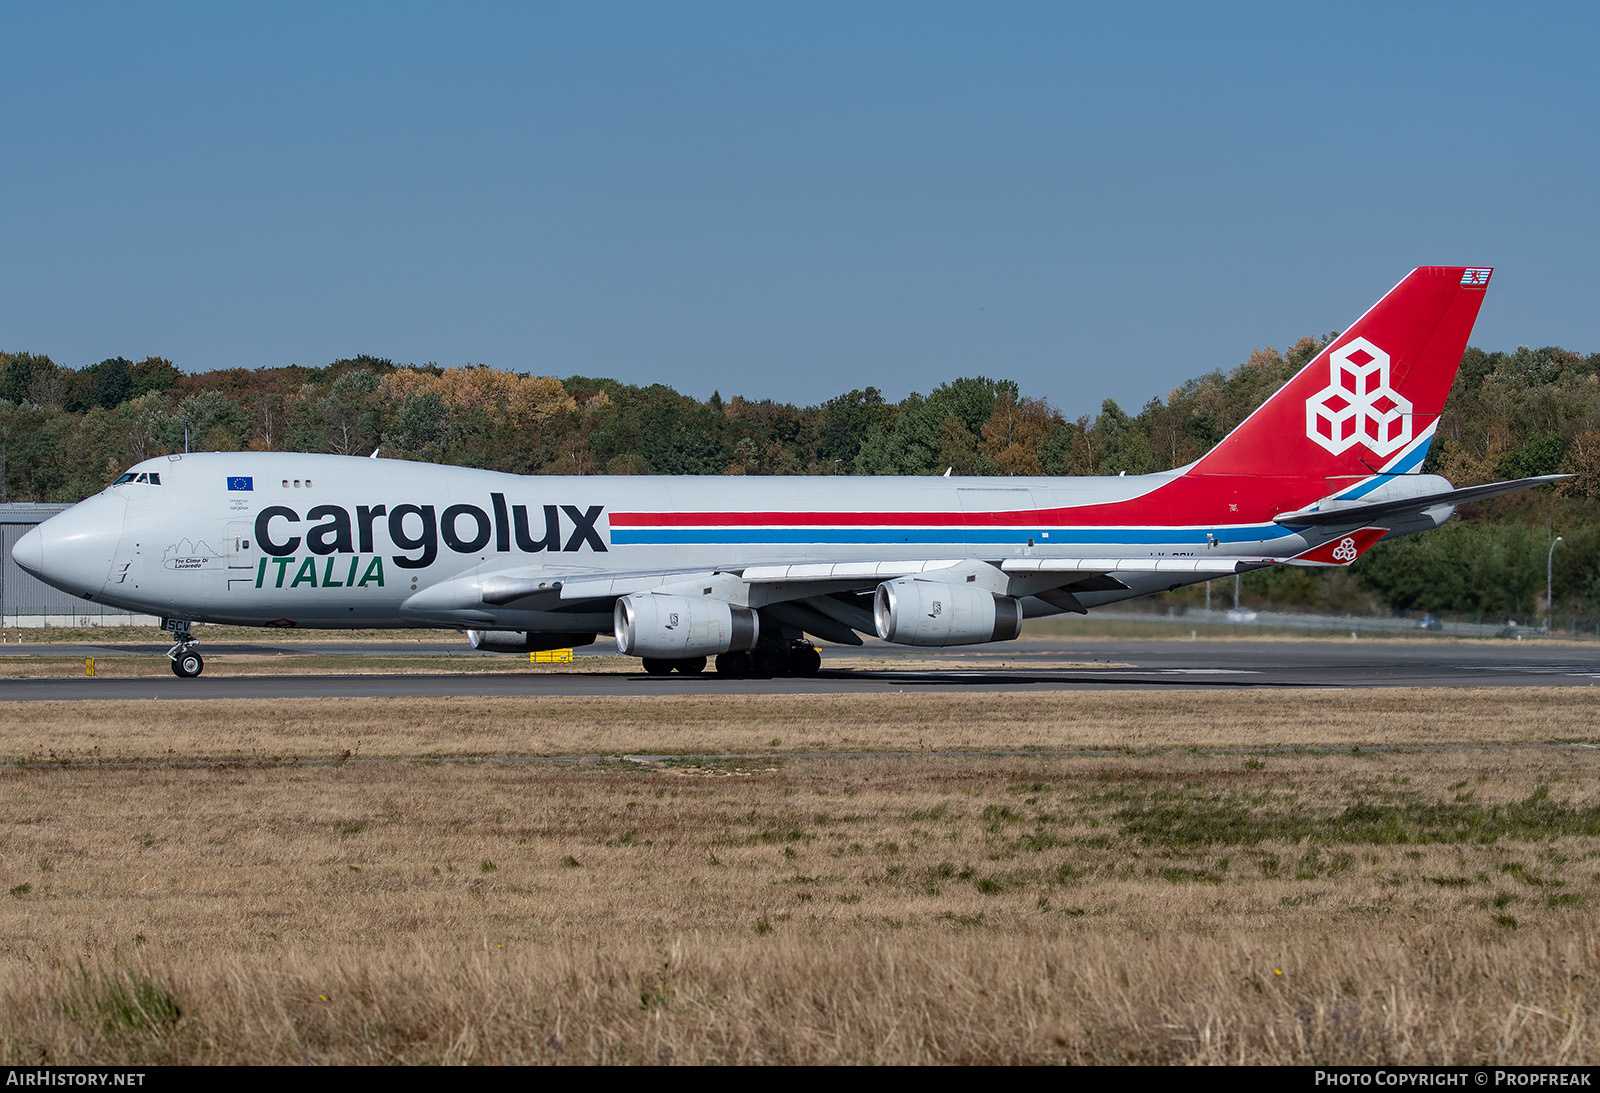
467;630;597;653
613;594;759;658
873;578;1023;646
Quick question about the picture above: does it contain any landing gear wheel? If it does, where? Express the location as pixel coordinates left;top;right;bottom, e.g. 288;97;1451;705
677;656;707;675
753;649;786;678
641;658;674;676
715;651;752;677
163;619;201;678
788;644;821;676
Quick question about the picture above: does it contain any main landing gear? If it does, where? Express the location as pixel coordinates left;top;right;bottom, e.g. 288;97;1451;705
715;640;821;678
163;618;204;678
635;641;821;679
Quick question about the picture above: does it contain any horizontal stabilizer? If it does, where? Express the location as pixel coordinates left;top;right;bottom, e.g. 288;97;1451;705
1274;475;1569;528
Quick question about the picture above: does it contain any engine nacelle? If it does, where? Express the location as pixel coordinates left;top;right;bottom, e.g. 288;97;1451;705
613;594;759;658
466;630;597;654
873;578;1023;646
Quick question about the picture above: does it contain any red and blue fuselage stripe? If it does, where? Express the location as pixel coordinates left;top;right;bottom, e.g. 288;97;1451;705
608;523;1287;546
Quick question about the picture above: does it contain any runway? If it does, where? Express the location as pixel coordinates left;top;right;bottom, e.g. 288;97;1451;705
4;637;1600;699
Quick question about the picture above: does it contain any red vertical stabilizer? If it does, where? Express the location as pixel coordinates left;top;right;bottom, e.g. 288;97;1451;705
1188;266;1492;480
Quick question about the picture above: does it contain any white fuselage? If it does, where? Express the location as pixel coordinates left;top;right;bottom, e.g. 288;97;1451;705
18;451;1368;633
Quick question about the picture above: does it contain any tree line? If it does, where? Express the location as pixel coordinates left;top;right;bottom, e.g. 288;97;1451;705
3;340;1598;625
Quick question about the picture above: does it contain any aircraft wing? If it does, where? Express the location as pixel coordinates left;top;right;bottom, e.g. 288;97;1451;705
413;553;1275;637
1273;475;1569;528
587;556;1278;632
416;560;976;615
998;557;1277;576
736;559;966;583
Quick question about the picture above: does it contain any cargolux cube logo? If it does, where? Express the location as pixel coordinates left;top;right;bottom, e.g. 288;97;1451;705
1305;337;1412;457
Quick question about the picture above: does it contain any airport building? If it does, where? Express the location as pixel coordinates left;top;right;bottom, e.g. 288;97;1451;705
0;504;158;627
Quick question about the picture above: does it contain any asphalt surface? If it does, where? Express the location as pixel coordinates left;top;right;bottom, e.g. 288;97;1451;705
4;637;1600;699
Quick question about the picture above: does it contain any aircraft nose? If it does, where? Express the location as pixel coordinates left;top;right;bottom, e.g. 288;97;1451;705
11;495;126;598
12;525;45;577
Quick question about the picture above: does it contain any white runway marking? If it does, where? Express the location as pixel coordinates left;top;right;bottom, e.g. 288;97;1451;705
1157;668;1262;675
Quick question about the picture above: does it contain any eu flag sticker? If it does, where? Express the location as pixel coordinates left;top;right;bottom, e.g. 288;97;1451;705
227;477;254;491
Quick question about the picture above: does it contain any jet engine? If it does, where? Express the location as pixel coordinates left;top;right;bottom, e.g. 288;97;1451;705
466;630;597;653
613;594;759;658
873;578;1023;646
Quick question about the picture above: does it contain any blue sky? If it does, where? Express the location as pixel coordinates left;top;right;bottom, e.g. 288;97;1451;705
4;2;1596;419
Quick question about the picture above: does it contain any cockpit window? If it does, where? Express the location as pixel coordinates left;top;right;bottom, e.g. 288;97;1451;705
113;473;136;484
146;472;160;485
112;471;162;485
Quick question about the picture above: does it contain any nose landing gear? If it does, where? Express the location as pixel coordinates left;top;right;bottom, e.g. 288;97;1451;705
163;618;204;678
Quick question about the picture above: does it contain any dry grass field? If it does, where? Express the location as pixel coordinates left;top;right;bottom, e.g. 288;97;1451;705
2;688;1598;1064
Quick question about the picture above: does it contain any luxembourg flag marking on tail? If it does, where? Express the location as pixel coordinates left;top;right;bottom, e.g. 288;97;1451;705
1461;268;1492;287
